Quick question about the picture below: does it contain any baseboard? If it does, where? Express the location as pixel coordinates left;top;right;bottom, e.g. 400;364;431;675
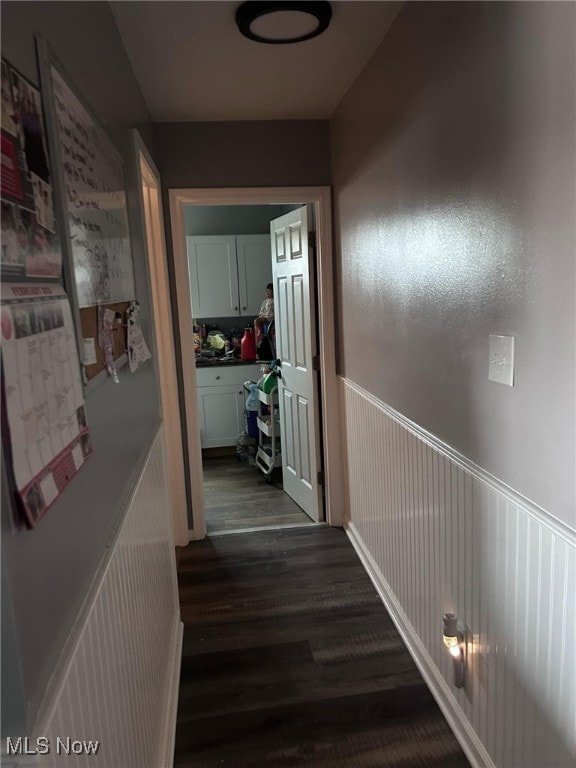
345;522;495;768
208;521;327;536
159;620;184;768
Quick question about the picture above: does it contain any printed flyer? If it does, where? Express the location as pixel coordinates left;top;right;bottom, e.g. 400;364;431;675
1;58;61;280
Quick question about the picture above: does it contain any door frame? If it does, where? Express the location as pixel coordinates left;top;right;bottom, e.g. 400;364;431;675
133;131;190;545
169;186;344;538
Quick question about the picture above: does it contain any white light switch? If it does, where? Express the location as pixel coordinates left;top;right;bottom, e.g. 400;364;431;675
489;335;515;386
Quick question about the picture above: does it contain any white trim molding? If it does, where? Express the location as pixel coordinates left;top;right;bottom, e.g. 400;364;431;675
340;376;576;768
168;186;344;536
134;130;190;547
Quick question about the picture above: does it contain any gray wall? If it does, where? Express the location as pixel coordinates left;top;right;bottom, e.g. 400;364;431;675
155;120;331;188
1;1;160;731
330;1;575;526
184;205;296;236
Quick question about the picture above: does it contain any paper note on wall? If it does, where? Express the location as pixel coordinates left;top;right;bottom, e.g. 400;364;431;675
82;336;97;365
99;306;119;383
126;301;151;373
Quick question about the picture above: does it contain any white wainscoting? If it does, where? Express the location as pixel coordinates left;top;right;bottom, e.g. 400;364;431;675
34;427;183;768
341;378;575;768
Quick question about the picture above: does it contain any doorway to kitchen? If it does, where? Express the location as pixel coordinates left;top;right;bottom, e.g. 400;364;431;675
169;187;343;540
185;202;312;535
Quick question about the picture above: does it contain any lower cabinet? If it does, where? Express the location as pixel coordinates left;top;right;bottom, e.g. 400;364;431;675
196;364;261;448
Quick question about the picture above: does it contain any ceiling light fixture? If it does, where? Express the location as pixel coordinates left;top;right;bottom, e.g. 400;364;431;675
236;1;332;45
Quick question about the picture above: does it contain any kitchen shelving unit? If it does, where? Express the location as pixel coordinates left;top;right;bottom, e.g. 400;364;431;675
255;387;281;477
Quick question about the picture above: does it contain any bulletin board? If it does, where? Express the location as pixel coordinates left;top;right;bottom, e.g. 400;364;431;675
80;302;129;382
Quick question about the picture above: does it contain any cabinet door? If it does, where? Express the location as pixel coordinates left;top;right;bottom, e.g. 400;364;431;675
197;384;245;448
187;236;239;317
236;235;273;317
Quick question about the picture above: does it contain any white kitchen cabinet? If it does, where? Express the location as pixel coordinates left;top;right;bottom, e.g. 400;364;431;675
196;364;261;448
187;234;271;318
236;236;272;316
197;384;245;448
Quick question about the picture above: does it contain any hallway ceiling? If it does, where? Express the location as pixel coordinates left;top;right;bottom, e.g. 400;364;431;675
109;1;403;121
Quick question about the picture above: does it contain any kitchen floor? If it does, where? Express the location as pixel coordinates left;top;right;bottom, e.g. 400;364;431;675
203;456;315;534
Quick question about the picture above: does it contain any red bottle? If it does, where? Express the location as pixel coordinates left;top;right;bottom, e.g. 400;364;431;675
240;327;256;360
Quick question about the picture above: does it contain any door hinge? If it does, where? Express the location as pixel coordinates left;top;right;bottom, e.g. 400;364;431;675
312;354;320;371
308;230;316;249
317;470;324;486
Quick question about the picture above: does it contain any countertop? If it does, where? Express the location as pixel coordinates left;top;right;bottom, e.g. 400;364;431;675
195;356;267;368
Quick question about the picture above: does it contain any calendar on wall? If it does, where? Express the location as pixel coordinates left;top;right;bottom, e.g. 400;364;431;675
1;282;93;527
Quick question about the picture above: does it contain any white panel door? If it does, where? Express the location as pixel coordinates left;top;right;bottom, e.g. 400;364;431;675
236;235;272;316
270;207;322;521
186;235;238;317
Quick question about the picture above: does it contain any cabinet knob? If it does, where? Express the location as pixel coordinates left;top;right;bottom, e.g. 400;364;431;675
215;375;221;380
243;306;246;310
235;306;238;311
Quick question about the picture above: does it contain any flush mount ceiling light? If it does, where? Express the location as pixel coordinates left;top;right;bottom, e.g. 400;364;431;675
236;1;332;45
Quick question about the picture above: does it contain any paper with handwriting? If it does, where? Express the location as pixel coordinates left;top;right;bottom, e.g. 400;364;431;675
51;67;135;307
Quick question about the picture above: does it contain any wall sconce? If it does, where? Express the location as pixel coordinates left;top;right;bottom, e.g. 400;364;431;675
442;613;465;688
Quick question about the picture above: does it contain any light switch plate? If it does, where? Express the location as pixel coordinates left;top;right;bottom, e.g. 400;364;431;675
489;335;515;386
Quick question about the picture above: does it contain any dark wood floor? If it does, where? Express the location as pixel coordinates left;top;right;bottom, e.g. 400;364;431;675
174;526;471;767
203;456;314;534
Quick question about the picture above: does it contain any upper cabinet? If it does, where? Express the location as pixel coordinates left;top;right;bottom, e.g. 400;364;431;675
187;234;272;318
236;236;273;316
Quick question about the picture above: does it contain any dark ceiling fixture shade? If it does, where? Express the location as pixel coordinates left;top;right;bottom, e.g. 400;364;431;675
236;1;332;45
